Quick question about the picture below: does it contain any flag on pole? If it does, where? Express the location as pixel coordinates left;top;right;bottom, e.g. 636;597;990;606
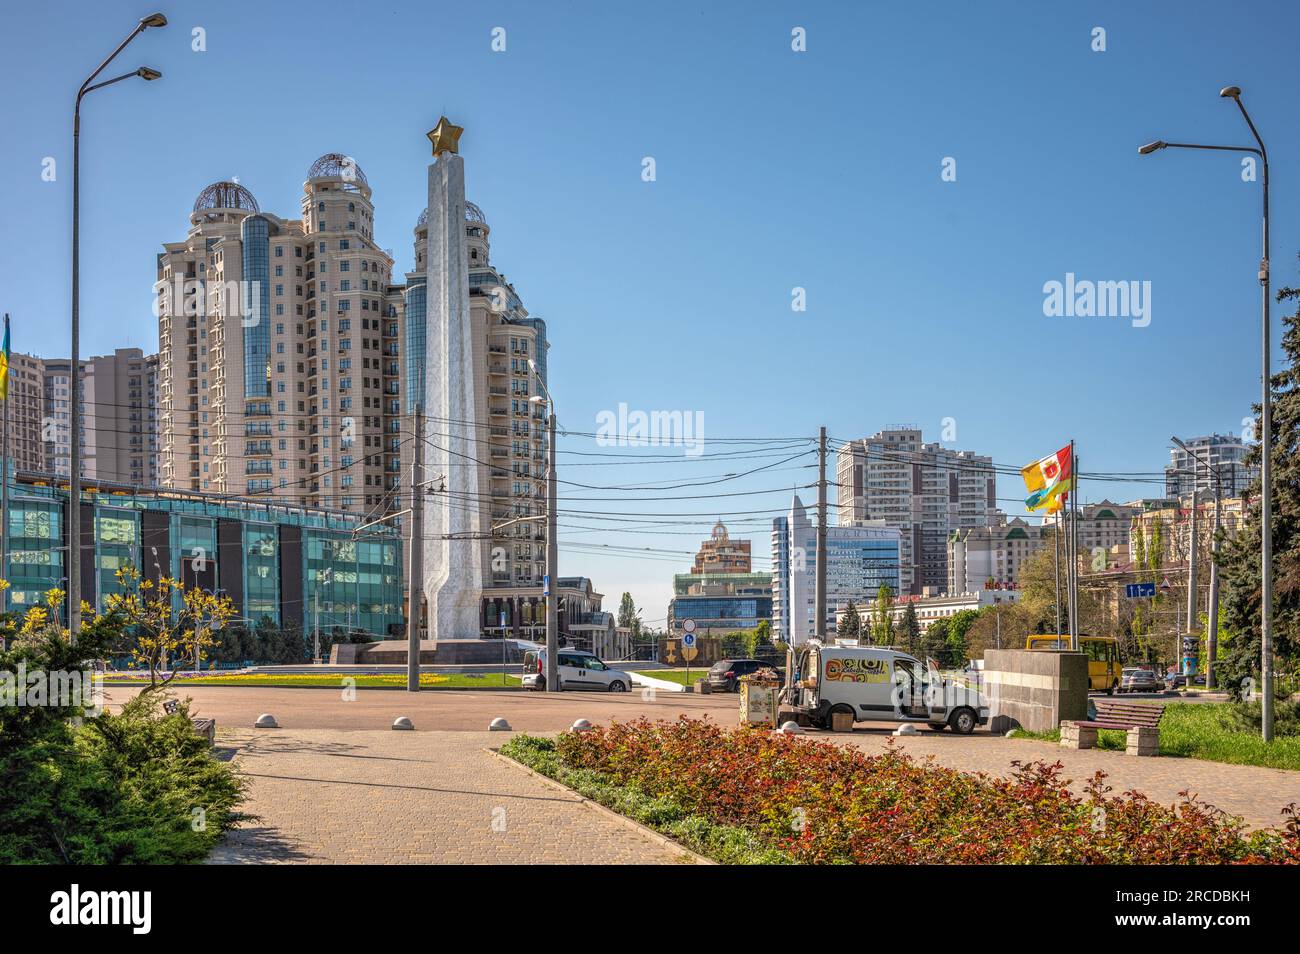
1021;444;1074;511
0;315;9;402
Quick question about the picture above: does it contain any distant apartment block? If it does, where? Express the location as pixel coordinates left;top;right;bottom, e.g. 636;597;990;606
836;427;998;595
947;516;1048;592
691;519;752;573
1165;433;1257;500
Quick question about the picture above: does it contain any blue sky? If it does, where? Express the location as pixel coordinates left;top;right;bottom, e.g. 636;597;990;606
0;0;1294;629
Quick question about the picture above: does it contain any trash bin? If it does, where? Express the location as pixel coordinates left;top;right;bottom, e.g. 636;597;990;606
740;682;776;727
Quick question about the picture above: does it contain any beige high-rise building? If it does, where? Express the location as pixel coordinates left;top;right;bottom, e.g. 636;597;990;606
5;350;156;483
156;158;406;512
80;348;159;486
836;428;998;595
7;352;48;474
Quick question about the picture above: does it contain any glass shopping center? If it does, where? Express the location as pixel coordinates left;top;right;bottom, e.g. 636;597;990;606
2;473;404;637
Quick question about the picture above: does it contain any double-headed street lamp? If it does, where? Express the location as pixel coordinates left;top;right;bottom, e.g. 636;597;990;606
1140;87;1274;741
69;13;167;642
527;360;558;693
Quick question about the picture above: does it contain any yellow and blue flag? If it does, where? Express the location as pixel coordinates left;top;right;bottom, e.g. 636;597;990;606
1021;444;1074;511
0;314;10;402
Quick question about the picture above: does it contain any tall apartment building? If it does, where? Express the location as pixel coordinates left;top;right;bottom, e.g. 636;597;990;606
1165;433;1257;500
948;516;1048;592
836;428;998;595
771;493;901;645
4;350;157;483
41;359;73;477
156;159;406;513
7;353;48;473
80;348;159;486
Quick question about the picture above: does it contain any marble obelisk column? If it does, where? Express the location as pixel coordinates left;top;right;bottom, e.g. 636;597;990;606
423;118;484;638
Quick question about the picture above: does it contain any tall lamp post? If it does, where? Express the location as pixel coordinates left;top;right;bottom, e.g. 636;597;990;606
527;360;558;693
1172;437;1224;689
1140;86;1274;741
70;13;167;641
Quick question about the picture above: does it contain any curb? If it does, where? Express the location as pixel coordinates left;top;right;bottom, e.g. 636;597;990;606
484;747;715;865
103;682;522;692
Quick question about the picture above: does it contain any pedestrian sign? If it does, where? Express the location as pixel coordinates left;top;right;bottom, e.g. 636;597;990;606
682;633;696;648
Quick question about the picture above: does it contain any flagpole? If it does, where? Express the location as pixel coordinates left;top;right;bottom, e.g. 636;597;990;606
1054;504;1062;636
1;313;9;618
1069;442;1078;651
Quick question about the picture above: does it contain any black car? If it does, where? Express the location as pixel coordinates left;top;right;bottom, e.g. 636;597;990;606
707;658;776;692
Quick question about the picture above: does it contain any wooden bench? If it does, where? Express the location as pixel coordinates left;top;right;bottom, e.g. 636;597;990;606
162;699;217;745
1061;700;1165;756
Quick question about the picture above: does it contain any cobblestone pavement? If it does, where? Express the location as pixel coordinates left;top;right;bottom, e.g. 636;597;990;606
823;730;1300;832
209;729;697;864
126;686;1298;853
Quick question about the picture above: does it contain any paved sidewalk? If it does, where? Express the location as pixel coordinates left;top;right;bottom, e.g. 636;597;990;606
826;730;1300;831
210;729;696;864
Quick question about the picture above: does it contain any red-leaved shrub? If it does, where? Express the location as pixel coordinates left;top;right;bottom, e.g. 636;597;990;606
555;717;1297;864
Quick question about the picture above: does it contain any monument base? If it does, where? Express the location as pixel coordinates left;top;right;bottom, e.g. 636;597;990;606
330;639;527;666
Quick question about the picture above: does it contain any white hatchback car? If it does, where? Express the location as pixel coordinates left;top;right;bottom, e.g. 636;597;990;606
521;649;632;692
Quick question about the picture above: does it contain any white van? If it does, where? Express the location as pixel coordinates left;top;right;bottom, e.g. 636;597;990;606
521;648;633;692
780;642;988;734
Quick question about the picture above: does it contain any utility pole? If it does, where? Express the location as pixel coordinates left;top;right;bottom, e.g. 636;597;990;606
1185;486;1198;676
406;405;424;692
1174;437;1223;689
545;405;558;692
815;426;827;641
1207;471;1222;690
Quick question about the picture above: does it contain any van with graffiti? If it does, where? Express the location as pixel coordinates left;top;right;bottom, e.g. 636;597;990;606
778;642;988;734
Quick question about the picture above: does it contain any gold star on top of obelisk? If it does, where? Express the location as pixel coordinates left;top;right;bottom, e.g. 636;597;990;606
427;116;464;157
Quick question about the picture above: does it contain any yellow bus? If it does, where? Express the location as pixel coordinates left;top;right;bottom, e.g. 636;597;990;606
1024;634;1122;694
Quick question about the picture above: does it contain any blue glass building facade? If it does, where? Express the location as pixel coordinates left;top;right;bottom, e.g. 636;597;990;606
1;475;403;637
240;215;272;398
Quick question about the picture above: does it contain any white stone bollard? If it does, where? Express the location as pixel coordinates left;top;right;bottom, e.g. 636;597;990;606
489;717;512;731
778;721;804;735
570;719;594;732
893;723;918;736
392;716;414;731
254;713;279;729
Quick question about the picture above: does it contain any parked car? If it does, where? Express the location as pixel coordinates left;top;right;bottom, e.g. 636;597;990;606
1120;667;1161;693
521;648;632;692
707;658;778;692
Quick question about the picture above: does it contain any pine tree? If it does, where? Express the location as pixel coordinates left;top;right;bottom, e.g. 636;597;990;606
1217;269;1300;699
836;600;861;640
900;602;921;656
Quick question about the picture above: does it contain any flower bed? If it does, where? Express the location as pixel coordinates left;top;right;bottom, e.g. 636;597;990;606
537;717;1298;864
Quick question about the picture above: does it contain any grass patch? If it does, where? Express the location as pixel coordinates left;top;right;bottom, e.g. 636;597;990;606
104;672;521;689
633;669;711;687
498;735;790;865
1010;702;1300;771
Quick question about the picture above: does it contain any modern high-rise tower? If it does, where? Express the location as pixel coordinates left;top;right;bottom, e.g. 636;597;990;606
156;159;407;513
836;428;998;595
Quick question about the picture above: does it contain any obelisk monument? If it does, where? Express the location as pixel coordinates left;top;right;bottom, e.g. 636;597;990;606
422;116;485;638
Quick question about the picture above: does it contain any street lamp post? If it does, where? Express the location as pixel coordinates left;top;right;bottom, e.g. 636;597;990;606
527;360;558;693
70;13;167;641
1140;86;1274;740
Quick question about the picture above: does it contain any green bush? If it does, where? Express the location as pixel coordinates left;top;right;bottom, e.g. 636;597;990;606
0;599;246;863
